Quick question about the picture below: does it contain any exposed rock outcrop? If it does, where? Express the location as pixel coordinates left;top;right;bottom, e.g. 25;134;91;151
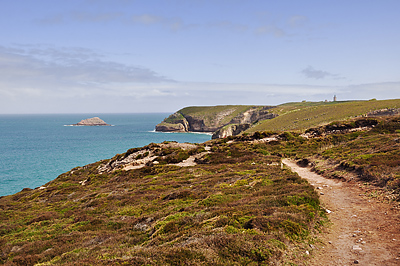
70;117;112;126
301;118;379;138
155;112;190;132
155;122;187;132
367;108;400;117
229;107;276;124
212;124;251;139
97;142;206;173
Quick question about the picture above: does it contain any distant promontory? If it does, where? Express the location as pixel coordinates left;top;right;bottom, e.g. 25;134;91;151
69;117;112;126
155;99;400;138
155;105;277;138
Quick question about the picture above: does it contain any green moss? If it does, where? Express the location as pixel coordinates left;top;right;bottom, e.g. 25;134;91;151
200;194;236;207
225;225;240;234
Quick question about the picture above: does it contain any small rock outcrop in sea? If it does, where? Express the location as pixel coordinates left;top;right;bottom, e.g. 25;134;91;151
70;117;112;126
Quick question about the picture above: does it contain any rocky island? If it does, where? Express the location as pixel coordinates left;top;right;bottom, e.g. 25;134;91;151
69;117;112;126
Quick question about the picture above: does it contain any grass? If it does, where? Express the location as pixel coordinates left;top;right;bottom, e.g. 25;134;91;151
246;99;400;132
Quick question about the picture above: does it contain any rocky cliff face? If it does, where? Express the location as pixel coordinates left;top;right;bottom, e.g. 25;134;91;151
185;115;216;132
155;106;277;138
212;124;251;139
229;107;276;124
155;123;186;132
155;112;189;132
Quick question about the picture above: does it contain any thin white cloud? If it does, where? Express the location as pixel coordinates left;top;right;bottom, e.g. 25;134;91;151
36;11;123;25
208;21;248;32
0;45;177;113
301;66;336;80
22;46;103;62
0;45;170;85
131;14;190;31
132;14;163;25
288;15;308;28
345;82;400;99
255;25;286;37
171;82;342;100
35;14;65;25
35;8;311;39
1;75;399;114
71;11;123;22
1;44;398;113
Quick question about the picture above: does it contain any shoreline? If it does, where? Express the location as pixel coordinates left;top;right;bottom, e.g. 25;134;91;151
150;130;213;136
64;124;114;126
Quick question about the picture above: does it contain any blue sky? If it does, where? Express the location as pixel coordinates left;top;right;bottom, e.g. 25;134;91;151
0;0;399;113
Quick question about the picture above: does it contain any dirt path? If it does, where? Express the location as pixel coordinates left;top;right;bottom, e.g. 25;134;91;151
282;159;400;266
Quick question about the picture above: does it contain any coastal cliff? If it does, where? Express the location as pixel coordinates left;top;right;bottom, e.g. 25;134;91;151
155;105;277;138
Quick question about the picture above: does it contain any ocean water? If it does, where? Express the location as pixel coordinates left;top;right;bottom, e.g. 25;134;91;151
0;113;211;196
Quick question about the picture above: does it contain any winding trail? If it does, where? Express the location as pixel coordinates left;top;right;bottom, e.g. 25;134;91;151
282;159;400;266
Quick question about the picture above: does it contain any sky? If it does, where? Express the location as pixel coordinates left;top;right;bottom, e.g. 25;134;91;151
0;0;399;114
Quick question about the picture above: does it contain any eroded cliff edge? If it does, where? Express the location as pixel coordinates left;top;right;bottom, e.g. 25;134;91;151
155;105;277;138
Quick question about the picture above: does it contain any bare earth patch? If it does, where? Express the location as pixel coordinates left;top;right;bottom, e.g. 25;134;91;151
283;159;400;266
173;151;209;167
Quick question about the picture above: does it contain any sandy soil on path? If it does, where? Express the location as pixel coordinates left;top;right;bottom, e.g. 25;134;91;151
282;159;400;266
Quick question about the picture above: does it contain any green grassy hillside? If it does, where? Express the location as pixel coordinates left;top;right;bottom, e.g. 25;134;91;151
246;99;400;133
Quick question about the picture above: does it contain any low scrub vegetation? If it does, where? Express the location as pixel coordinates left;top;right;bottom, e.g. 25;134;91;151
0;137;324;265
246;116;400;196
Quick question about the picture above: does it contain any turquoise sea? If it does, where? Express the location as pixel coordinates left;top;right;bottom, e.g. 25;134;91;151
0;114;211;196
